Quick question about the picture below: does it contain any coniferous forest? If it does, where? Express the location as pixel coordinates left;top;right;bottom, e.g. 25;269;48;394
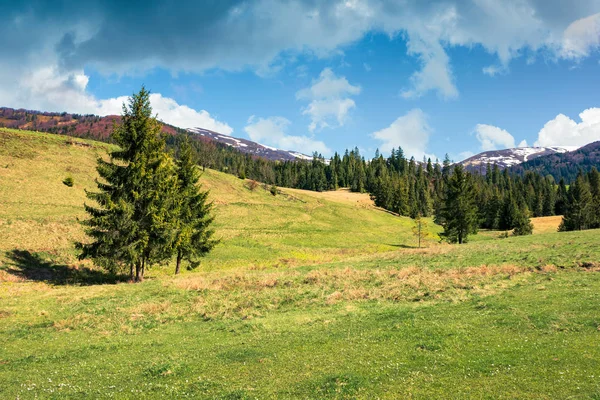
168;134;600;237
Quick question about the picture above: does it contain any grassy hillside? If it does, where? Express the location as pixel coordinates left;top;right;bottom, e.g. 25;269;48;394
0;128;439;275
1;128;600;399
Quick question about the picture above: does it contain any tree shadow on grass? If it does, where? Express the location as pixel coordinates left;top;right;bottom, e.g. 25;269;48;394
2;250;126;285
385;244;418;249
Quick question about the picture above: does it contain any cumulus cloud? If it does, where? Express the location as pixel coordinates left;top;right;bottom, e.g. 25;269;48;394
561;13;600;59
297;68;361;132
535;108;600;147
1;1;599;102
474;124;517;150
244;116;331;155
371;109;432;159
0;66;233;134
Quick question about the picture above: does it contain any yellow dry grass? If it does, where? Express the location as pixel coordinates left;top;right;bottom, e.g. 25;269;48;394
282;187;375;208
171;263;570;320
531;215;562;234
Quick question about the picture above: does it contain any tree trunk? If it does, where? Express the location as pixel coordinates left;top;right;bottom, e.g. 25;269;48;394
129;263;134;281
175;250;182;275
135;261;141;282
140;258;145;282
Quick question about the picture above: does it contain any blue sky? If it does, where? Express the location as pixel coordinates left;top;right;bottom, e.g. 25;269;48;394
1;1;600;161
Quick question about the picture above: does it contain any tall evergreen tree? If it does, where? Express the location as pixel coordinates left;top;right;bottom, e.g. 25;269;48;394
78;87;175;281
498;191;519;231
559;172;593;231
172;137;218;274
555;178;569;216
439;165;478;244
588;167;600;228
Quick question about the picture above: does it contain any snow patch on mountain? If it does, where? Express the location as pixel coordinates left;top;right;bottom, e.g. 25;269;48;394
187;127;314;162
460;145;580;173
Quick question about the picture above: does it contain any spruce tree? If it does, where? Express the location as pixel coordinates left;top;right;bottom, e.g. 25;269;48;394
588;167;600;228
78;87;175;281
172;137;218;274
439;165;478;244
555;178;569;216
559;172;593;231
498;191;519;231
512;205;534;236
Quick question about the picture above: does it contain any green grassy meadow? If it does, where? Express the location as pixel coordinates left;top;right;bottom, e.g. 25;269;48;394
1;128;600;399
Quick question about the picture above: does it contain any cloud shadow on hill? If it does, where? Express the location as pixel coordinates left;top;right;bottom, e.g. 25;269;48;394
3;249;126;285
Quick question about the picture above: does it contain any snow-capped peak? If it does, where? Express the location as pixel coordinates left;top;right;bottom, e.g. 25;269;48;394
187;127;315;162
460;145;580;172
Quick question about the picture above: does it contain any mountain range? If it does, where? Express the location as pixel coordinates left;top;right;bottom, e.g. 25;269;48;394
1;106;599;179
460;146;578;174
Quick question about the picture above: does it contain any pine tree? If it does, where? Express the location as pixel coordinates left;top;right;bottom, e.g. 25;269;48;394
484;188;501;229
588;167;600;228
512;205;534;236
172;137;218;274
559;172;593;231
439;165;478;244
498;191;519;231
555;178;569;216
77;87;175;281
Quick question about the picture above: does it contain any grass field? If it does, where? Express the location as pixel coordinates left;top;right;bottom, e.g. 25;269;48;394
1;128;600;399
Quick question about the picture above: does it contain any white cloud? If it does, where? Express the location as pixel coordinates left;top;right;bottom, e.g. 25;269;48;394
561;13;600;59
474;124;517;150
399;15;459;99
147;94;233;134
482;65;507;77
297;68;361;132
518;139;529;148
2;2;600;104
0;66;233;134
244;115;331;156
371;109;432;159
535;108;600;147
296;68;361;100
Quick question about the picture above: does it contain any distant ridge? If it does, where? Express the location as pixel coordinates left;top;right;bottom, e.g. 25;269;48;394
459;146;578;174
507;141;600;182
187;127;313;162
0;107;313;162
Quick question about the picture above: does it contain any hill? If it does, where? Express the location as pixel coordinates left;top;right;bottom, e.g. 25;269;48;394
1;128;600;398
508;141;600;181
0;127;432;273
0;107;312;162
0;107;183;140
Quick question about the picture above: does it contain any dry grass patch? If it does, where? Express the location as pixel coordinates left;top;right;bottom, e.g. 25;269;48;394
174;263;565;320
531;215;563;234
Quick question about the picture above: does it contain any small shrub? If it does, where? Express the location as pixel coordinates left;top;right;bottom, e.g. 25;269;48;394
270;185;278;196
63;176;74;187
246;180;259;191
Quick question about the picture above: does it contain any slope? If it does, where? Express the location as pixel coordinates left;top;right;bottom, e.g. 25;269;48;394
0;107;312;162
2;128;600;398
0;128;436;274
